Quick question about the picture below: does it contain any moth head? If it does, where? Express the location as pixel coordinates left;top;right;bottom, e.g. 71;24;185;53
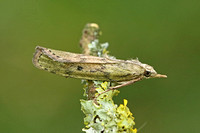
142;64;167;79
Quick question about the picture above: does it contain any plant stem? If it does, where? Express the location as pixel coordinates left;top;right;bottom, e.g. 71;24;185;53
80;23;137;133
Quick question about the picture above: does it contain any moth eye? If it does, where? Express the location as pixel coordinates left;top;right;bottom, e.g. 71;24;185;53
144;71;151;77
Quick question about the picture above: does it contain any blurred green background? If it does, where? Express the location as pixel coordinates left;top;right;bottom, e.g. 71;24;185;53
0;0;199;133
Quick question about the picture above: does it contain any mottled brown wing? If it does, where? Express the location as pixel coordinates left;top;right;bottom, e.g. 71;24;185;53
32;46;146;81
33;46;120;64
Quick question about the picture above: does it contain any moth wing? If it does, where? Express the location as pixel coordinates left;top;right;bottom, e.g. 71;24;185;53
33;46;120;64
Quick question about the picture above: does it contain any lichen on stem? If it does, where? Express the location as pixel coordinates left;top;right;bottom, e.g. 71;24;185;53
80;23;137;133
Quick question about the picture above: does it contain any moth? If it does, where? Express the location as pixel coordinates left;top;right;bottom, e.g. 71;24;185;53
32;46;167;91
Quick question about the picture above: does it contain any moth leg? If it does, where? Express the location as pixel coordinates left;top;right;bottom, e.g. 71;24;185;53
116;81;129;85
94;78;142;101
111;78;142;90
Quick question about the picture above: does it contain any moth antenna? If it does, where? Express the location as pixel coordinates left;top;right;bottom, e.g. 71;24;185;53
137;121;148;132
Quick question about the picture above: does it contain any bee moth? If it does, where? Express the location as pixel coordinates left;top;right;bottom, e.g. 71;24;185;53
33;46;167;91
